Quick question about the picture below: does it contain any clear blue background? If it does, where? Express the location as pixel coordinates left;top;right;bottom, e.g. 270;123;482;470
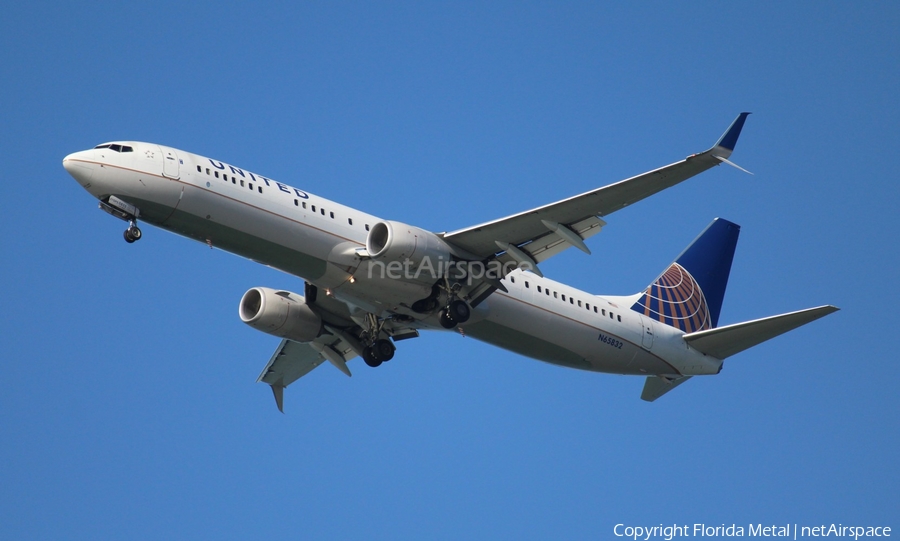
1;2;897;539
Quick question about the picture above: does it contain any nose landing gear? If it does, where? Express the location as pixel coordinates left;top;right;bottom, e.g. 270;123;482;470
99;196;143;244
123;221;142;243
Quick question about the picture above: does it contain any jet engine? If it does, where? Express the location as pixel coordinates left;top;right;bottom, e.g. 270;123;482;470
365;221;453;275
239;287;322;342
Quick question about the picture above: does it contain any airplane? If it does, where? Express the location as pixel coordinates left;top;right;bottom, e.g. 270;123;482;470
63;113;837;410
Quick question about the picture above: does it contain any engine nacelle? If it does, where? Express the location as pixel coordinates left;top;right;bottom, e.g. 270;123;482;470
239;287;322;343
365;220;452;273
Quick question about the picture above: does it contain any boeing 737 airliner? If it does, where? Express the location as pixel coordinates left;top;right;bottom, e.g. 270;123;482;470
63;113;837;410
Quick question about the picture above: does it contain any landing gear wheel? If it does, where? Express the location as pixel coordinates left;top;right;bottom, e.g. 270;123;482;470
448;300;470;323
373;339;395;362
439;310;456;329
363;346;382;367
123;223;142;244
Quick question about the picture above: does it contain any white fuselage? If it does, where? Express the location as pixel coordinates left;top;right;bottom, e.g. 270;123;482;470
63;142;722;378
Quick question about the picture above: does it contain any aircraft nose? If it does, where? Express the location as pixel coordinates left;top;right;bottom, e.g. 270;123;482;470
63;151;95;185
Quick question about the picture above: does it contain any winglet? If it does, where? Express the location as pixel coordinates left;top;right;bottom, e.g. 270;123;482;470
712;155;754;175
271;379;285;413
712;112;751;158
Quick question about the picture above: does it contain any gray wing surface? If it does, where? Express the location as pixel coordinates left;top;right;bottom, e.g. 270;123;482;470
441;113;751;261
257;333;358;412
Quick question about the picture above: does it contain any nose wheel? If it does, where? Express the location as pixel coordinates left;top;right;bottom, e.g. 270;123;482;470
123;221;142;243
99;197;143;244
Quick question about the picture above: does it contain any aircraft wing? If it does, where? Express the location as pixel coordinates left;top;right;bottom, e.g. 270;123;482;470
441;113;751;264
256;332;359;412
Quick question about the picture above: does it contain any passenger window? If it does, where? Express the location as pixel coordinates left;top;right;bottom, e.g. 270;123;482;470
537;285;542;292
365;224;370;231
593;307;597;313
561;294;566;301
553;292;558;299
215;171;219;178
294;199;298;206
510;276;515;283
610;312;614;319
348;218;353;225
602;309;606;316
617;315;622;322
249;183;254;190
570;298;574;305
302;202;307;209
240;180;245;187
258;186;263;193
545;289;550;296
578;300;582;307
312;205;316;212
321;208;325;216
525;281;529;288
232;178;236;184
197;165;202;173
206;168;210;175
330;212;334;219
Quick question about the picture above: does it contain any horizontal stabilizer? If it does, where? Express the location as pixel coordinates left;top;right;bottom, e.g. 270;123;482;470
641;375;692;402
683;305;839;359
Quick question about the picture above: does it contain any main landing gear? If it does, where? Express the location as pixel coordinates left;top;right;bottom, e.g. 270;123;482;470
123;220;142;244
439;299;470;329
412;283;472;329
360;313;396;368
362;338;395;368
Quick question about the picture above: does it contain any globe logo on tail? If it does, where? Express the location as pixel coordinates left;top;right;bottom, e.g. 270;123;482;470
631;263;711;333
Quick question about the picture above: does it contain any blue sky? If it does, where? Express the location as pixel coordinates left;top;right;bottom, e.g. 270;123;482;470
1;2;898;539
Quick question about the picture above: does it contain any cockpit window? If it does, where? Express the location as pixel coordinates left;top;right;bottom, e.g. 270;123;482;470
93;143;133;152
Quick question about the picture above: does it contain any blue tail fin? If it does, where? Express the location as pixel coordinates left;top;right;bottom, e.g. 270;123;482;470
631;218;740;332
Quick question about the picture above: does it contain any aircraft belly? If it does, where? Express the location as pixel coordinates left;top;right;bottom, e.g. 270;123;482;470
465;293;595;371
626;349;683;376
125;193;329;280
465;292;686;376
99;165;184;223
463;318;592;370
